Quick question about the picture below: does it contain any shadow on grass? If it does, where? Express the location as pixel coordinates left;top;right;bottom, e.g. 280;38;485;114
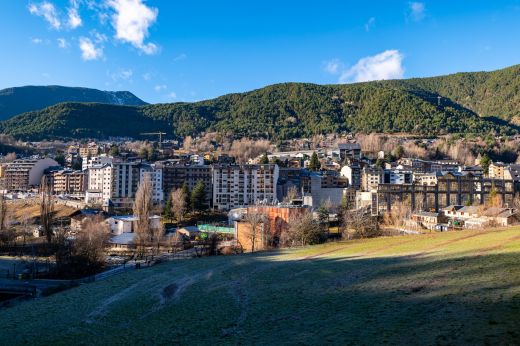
2;249;520;346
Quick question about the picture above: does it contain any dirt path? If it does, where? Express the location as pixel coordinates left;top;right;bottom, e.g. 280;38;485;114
85;282;140;324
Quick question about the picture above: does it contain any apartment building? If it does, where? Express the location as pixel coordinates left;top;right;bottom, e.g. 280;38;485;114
361;167;383;191
85;161;164;209
48;169;86;195
85;164;113;207
337;143;362;162
4;158;59;191
82;155;113;171
383;169;413;184
489;162;507;179
160;163;212;207
340;163;361;190
212;164;279;210
140;164;164;203
413;172;438;186
79;143;99;158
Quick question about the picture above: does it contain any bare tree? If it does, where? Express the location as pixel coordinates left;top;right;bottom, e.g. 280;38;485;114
168;232;184;254
0;192;8;231
40;177;54;243
133;176;153;254
343;208;380;239
150;222;164;255
383;200;411;228
170;188;188;223
74;216;110;272
281;212;323;247
0;192;14;246
244;209;266;252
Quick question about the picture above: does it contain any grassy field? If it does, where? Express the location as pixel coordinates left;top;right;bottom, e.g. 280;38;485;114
3;227;520;345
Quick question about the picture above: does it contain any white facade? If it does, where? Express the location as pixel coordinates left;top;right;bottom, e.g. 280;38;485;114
140;164;164;202
85;164;113;206
82;155;113;171
212;164;279;210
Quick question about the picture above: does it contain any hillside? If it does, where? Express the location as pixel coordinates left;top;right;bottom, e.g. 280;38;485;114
386;64;520;122
2;228;520;345
0;85;147;120
0;103;169;139
0;82;516;141
1;64;520;140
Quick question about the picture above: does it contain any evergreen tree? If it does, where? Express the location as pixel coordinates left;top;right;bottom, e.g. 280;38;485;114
309;152;321;171
190;181;206;211
181;183;191;212
480;153;491;175
316;204;329;232
163;195;172;221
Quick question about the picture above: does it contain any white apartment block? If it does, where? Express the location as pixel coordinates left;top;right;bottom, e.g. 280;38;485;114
212;164;279;210
140;164;164;203
82;155;113;171
86;161;164;209
85;164;113;206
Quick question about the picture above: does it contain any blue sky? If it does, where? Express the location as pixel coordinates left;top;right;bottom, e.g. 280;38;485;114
1;0;520;104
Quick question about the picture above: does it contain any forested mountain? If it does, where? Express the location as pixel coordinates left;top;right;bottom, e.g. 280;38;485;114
1;65;519;140
385;64;520;122
0;85;147;120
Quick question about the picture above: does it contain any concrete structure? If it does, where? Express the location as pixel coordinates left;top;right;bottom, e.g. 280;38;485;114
302;172;353;209
4;158;59;191
212;164;279;210
378;172;516;212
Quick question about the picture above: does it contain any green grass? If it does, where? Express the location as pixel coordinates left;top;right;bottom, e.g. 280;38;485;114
3;228;520;345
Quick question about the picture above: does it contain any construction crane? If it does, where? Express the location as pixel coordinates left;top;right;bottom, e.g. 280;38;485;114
140;132;166;148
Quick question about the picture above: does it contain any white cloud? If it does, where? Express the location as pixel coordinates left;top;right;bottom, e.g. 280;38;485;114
173;53;187;62
409;2;425;22
322;59;343;75
31;38;44;44
168;92;177;99
28;1;61;29
110;68;133;81
365;17;375;32
79;37;103;60
107;0;159;54
91;30;108;43
66;0;82;29
57;38;68;48
339;50;404;83
154;84;167;92
142;72;152;81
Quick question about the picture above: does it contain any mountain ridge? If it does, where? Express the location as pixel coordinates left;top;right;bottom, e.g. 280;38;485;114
1;64;520;140
0;85;147;120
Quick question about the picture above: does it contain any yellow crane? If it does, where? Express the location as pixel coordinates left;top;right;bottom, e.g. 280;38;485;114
140;132;167;148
